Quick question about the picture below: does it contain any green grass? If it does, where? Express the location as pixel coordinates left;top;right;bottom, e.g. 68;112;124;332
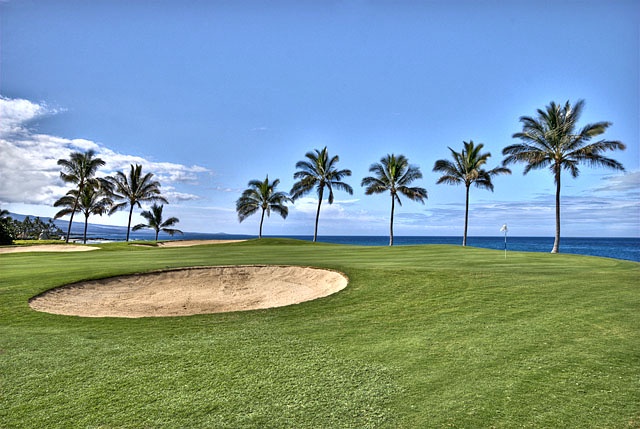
8;239;71;246
1;239;638;428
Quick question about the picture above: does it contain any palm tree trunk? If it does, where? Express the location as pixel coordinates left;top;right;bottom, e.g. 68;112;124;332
463;185;470;247
65;195;80;243
155;229;159;241
313;187;324;242
389;194;395;246
126;204;134;242
551;168;561;254
83;214;89;244
259;208;265;239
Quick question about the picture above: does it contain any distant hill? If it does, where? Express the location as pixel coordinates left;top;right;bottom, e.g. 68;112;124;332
7;212;248;242
8;212;154;241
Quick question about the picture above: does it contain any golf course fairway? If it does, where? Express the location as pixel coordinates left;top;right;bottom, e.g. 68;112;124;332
1;238;638;428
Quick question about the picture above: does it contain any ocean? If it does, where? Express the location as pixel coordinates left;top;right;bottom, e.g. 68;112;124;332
72;223;640;262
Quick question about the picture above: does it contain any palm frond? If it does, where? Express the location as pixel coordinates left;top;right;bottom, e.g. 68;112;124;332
331;180;354;195
53;207;75;219
361;176;387;195
237;175;289;224
269;204;289;219
293;161;317;176
433;159;460;175
290;177;317;200
397;185;428;203
397;165;423;186
160;228;183;236
236;195;260;222
107;164;167;211
473;175;495;192
246;179;265;189
435;175;462;186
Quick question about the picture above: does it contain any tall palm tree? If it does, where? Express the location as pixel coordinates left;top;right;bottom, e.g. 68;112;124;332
433;141;511;246
132;203;182;241
54;183;113;244
236;176;291;238
362;154;427;246
290;147;353;242
107;164;168;241
57;150;105;243
502;100;626;253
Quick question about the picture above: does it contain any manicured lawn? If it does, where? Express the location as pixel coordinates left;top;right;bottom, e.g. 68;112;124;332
1;239;638;428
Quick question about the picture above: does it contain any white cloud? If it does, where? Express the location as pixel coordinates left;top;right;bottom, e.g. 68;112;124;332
290;196;359;216
0;95;51;136
161;186;201;202
97;149;209;185
69;138;101;151
210;185;242;193
593;170;640;194
423;190;640;237
0;96;210;206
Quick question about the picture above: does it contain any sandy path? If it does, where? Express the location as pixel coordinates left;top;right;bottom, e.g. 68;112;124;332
29;265;348;318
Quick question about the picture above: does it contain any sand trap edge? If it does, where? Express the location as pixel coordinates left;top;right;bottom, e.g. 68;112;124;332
28;265;349;318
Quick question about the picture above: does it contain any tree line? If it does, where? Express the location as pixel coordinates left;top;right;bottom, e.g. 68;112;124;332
237;100;626;252
1;157;182;245
56;157;183;243
0;212;64;244
0;99;626;252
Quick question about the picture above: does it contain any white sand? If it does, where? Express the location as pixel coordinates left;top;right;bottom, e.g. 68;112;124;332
0;239;246;254
0;245;98;254
29;265;348;318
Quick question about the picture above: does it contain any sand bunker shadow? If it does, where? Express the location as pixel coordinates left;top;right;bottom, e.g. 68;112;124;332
29;265;348;318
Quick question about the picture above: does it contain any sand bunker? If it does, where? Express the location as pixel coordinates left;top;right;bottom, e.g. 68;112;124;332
0;239;245;254
0;245;98;254
29;265;348;318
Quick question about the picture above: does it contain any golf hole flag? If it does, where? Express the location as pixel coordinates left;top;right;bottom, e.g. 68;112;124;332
500;224;508;258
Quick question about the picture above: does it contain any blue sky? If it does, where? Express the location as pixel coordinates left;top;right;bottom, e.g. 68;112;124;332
1;0;638;237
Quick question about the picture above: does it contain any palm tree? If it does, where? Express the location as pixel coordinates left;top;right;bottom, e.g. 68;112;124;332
57;150;106;243
433;141;511;246
236;176;291;238
502;100;626;253
54;183;113;244
132;203;182;241
0;209;13;245
290;147;353;242
107;164;168;241
361;154;427;246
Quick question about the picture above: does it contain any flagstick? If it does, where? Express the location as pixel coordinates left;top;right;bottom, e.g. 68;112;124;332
504;232;507;259
500;224;508;259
